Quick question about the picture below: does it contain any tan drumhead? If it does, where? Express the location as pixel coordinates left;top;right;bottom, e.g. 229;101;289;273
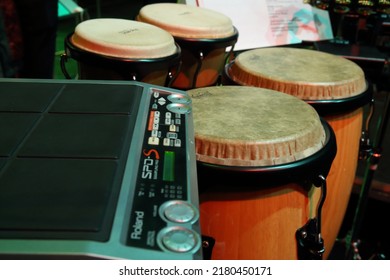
228;48;366;100
137;3;235;39
188;86;326;166
71;18;177;59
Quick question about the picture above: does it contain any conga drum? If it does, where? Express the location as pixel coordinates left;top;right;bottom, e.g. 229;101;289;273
61;18;181;87
137;3;238;90
188;86;337;260
224;47;372;258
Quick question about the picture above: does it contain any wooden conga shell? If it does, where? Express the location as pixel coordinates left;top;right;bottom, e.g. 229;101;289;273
63;18;180;86
137;3;238;89
189;86;336;259
200;184;314;259
225;47;369;258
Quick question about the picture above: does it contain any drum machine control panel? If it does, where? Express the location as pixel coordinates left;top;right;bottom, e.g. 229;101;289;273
0;79;202;260
127;88;201;255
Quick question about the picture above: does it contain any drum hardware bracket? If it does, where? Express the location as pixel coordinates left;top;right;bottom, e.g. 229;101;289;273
359;129;373;161
296;175;327;260
60;53;72;80
192;51;204;89
166;61;182;88
128;72;137;81
296;218;325;260
359;85;376;161
201;235;215;260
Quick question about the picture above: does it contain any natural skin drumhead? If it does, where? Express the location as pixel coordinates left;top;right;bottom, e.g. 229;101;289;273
188;86;326;166
228;47;366;100
71;18;177;59
137;3;235;39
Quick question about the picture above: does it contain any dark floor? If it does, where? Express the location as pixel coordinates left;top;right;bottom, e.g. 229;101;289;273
54;0;390;260
329;193;390;260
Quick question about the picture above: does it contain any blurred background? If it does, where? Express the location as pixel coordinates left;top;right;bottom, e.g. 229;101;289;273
56;0;390;260
1;0;389;260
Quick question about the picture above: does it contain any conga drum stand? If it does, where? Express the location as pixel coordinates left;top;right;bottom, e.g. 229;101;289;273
345;58;390;260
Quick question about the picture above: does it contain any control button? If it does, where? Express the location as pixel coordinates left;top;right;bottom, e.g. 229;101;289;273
148;137;159;145
174;139;182;147
158;97;166;106
159;227;199;253
167;132;177;139
169;124;177;132
153;91;160;98
163;138;171;146
162;201;197;223
167;103;191;115
167;93;191;104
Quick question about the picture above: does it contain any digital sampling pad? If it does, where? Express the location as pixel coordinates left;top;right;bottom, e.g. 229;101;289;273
0;79;202;259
